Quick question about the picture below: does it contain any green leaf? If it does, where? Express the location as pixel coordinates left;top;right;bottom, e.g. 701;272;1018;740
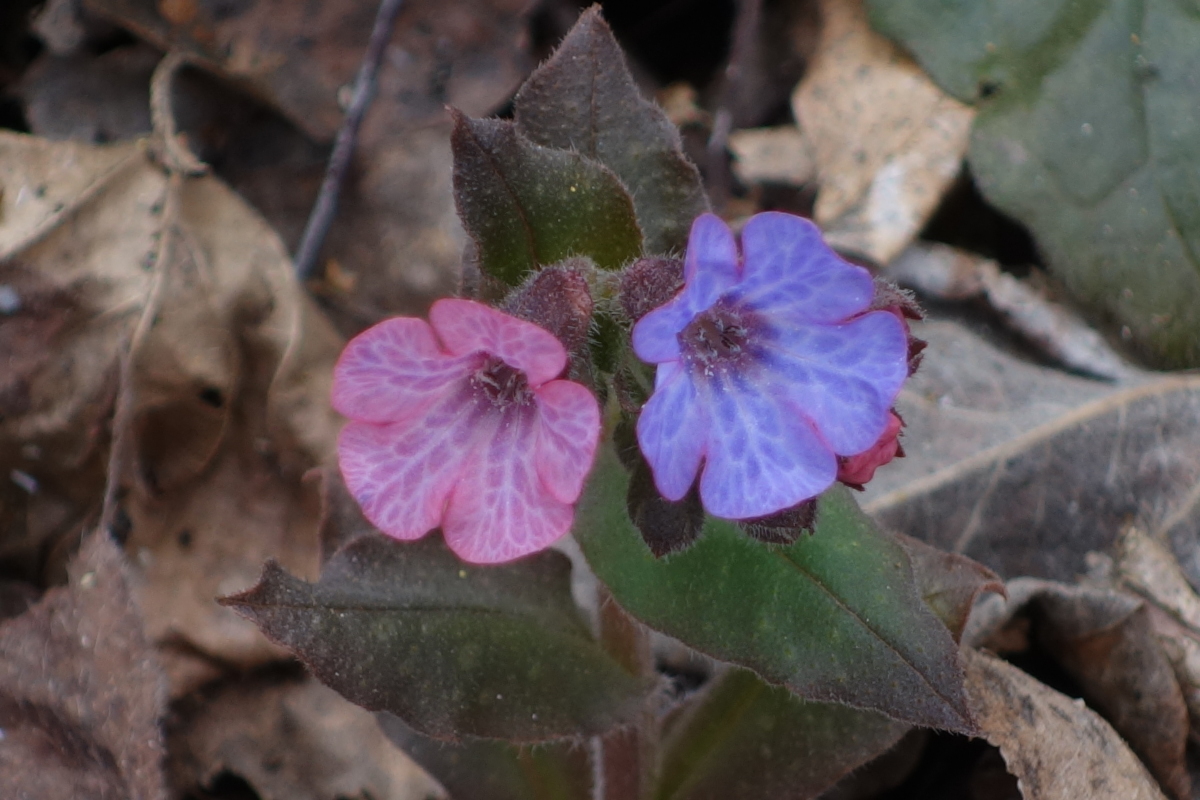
653;668;909;800
220;533;651;743
514;7;709;255
573;445;974;734
648;520;999;799
868;0;1200;368
378;712;592;800
451;111;643;286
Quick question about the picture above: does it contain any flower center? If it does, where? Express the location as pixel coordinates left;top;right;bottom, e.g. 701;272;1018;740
471;355;534;407
680;303;754;372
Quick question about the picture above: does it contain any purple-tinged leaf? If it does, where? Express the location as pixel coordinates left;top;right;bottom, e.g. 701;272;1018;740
514;7;708;255
898;532;1003;644
451;111;642;286
221;533;651;743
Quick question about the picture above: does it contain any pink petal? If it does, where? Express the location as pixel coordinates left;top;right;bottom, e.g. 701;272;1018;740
838;411;903;487
332;317;475;424
337;384;484;541
442;405;574;563
534;380;601;504
429;298;566;386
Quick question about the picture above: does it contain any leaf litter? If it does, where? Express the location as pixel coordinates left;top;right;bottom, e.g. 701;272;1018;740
0;531;168;800
5;1;1200;797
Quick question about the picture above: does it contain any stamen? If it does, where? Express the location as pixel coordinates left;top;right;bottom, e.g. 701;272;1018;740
679;302;755;372
471;355;533;407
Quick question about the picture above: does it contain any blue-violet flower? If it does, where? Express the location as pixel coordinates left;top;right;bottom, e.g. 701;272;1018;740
632;212;908;519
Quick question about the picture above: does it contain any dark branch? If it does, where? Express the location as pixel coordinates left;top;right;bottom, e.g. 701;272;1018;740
293;0;406;280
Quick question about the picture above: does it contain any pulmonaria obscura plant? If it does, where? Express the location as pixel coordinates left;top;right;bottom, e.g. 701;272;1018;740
227;8;989;798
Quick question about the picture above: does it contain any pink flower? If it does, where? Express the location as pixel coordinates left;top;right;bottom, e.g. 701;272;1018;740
333;299;600;564
836;410;903;489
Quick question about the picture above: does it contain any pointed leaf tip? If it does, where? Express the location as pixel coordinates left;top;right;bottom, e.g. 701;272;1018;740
223;533;652;742
451;111;642;286
514;7;708;255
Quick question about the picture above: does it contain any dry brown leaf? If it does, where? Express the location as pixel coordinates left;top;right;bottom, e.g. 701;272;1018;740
0;531;168;800
0;131;343;692
84;0;532;141
966;649;1166;800
965;579;1190;799
792;0;974;264
1114;526;1200;741
727;126;814;187
83;0;537;321
861;318;1200;587
888;242;1140;382
168;672;443;800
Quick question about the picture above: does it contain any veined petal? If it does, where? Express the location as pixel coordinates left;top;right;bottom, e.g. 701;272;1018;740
698;371;837;519
636;361;707;502
430;298;566;386
337;382;485;540
760;311;908;455
534;380;601;504
681;213;740;314
332;317;474;424
443;405;574;563
733;212;874;323
632;298;692;363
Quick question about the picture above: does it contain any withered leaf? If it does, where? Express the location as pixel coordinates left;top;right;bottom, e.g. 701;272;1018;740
0;532;167;800
965;649;1167;800
966;579;1189;800
451;112;644;286
792;0;973;264
83;0;534;141
168;673;443;800
0;131;344;689
861;318;1200;588
514;6;708;256
81;0;537;322
222;533;653;743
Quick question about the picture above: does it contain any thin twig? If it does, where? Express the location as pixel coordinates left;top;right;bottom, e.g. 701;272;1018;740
293;0;406;281
706;0;762;211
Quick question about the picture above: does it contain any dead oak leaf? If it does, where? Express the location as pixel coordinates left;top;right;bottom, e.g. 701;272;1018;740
0;131;344;691
792;0;974;264
0;531;168;800
966;649;1167;800
965;579;1190;800
167;673;443;800
862;318;1200;589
